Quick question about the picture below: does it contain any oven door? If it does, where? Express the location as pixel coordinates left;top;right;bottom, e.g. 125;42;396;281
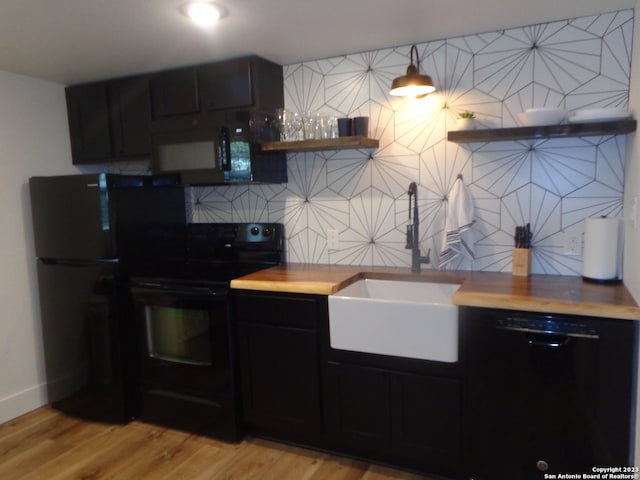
131;281;231;395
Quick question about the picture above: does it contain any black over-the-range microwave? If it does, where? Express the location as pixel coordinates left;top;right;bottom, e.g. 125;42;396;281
150;111;287;185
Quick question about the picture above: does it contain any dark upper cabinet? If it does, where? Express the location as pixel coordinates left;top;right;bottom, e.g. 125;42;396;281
149;69;199;118
109;77;152;157
198;59;253;112
66;76;151;164
65;84;112;163
149;56;283;119
65;56;284;179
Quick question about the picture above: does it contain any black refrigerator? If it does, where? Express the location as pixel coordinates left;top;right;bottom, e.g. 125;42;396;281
29;173;186;423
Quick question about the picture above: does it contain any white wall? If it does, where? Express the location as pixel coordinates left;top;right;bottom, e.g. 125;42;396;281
0;69;78;422
626;2;640;466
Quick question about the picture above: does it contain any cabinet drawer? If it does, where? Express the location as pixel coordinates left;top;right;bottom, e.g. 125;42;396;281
234;292;321;329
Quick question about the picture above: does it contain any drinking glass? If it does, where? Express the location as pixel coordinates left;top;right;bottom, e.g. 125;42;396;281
276;109;302;141
327;116;338;139
287;111;302;141
314;113;327;140
302;110;316;140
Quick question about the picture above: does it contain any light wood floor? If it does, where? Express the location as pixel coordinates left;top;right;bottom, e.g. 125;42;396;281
0;407;437;480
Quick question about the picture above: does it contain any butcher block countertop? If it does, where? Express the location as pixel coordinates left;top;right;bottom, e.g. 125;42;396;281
230;263;640;321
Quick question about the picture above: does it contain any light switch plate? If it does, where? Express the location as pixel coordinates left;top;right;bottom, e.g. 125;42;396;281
563;230;582;256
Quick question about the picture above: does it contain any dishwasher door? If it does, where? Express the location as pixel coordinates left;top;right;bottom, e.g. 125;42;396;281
462;308;636;480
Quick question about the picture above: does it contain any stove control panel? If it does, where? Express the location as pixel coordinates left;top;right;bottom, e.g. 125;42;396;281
242;223;279;242
188;222;284;247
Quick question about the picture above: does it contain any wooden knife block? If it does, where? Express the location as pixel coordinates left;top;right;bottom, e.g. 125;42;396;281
512;248;531;277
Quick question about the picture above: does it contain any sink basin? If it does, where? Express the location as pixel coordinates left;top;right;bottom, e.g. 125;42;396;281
328;279;460;362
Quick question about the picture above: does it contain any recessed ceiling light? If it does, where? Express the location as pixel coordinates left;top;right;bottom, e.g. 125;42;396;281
180;2;227;27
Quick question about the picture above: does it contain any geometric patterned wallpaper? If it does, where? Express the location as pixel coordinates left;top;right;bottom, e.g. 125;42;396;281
187;9;633;275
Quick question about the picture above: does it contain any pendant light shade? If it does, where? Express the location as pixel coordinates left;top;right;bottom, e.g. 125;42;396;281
390;45;435;98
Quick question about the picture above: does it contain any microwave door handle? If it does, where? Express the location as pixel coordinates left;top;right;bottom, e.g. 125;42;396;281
219;127;231;171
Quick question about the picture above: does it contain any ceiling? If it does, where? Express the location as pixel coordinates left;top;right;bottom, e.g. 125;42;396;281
0;0;635;85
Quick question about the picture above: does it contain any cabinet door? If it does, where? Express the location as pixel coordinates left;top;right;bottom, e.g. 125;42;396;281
323;362;392;453
150;69;199;117
109;77;151;157
199;59;253;111
391;372;461;469
237;323;321;439
66;84;112;163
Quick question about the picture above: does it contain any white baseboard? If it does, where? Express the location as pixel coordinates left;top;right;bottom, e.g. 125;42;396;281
0;384;48;424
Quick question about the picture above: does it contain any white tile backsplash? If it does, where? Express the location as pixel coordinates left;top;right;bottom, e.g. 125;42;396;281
185;9;635;275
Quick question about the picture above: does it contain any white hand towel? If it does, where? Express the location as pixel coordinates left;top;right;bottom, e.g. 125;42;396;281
439;177;475;268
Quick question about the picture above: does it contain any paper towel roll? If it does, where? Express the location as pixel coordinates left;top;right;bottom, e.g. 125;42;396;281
582;217;622;282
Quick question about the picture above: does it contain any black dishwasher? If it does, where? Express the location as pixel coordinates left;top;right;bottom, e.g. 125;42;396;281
461;307;636;480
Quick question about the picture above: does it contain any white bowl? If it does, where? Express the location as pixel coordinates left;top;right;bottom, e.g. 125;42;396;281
517;107;565;126
567;107;631;123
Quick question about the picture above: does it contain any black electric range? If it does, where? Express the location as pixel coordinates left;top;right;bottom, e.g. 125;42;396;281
128;222;284;440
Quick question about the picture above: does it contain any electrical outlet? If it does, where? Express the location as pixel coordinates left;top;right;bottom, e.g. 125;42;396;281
327;229;340;250
563;232;581;256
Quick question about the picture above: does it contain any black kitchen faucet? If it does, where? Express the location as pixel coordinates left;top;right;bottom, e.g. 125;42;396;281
405;182;431;272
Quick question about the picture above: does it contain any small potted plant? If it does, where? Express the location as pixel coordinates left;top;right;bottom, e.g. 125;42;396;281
456;110;476;130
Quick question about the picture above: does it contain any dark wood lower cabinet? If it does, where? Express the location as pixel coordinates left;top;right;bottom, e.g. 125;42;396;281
229;291;636;480
323;363;392;452
237;322;321;439
323;361;463;478
233;290;463;478
391;372;461;469
234;291;325;444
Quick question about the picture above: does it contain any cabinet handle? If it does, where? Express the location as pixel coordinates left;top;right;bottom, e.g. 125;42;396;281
523;332;572;349
496;324;599;340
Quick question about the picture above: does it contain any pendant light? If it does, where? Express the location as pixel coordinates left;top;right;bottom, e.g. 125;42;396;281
389;45;436;98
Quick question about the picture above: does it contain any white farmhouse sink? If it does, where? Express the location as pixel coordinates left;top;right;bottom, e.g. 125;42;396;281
328;279;460;362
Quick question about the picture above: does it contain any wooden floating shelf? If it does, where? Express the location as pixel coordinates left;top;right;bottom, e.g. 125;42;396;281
259;136;379;152
447;119;637;143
